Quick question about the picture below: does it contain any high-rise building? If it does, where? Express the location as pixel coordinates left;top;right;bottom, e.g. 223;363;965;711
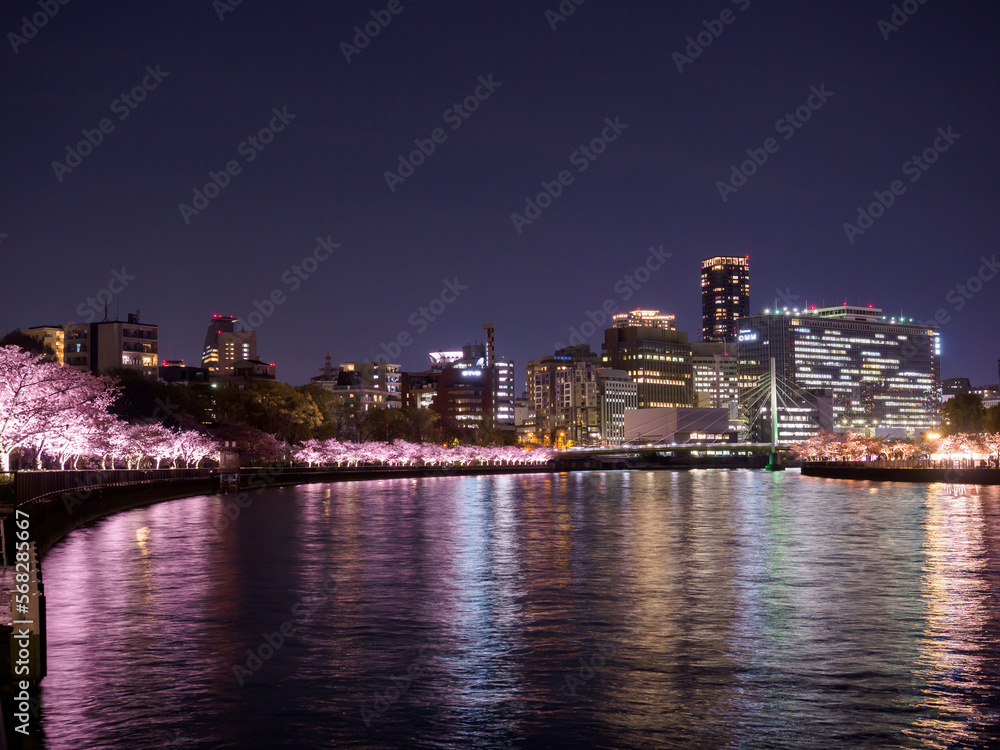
701;256;750;342
526;345;602;446
525;346;638;447
202;315;256;375
64;313;158;377
432;344;494;429
690;341;739;408
596;368;638;446
737;304;941;437
419;329;514;431
603;309;692;408
24;326;65;364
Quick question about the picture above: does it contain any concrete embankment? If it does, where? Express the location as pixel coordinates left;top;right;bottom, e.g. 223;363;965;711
801;463;1000;484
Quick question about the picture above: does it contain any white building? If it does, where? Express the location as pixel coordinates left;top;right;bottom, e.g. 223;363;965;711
597;368;637;446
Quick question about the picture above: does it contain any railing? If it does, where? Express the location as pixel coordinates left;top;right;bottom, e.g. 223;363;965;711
9;463;552;507
13;469;215;507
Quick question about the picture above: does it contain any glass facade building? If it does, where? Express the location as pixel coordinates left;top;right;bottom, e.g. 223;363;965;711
737;305;941;437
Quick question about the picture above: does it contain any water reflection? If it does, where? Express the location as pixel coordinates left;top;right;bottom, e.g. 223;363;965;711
36;471;1000;749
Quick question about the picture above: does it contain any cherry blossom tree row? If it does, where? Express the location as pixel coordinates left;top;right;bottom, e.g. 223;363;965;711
1;345;218;471
292;438;554;468
791;429;1000;463
3;346;551;472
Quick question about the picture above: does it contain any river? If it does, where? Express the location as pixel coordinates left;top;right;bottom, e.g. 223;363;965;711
34;469;1000;749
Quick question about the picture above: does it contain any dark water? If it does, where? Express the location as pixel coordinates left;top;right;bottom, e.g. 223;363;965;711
35;470;1000;749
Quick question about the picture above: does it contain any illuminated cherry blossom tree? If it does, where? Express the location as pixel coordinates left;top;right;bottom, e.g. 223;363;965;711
981;432;1000;466
290;437;553;468
0;345;117;472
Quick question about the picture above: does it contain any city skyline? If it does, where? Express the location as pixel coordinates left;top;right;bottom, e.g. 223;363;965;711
3;1;998;388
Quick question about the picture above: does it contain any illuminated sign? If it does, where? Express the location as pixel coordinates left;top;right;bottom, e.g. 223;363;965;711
737;332;758;342
461;369;482;377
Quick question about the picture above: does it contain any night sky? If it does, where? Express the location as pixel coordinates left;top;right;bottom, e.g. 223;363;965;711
3;0;998;390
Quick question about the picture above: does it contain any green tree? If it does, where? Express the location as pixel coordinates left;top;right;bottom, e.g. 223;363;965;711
358;407;411;442
985;404;1000;434
296;385;347;440
214;382;322;442
108;369;213;427
0;329;57;361
940;392;986;435
401;407;440;443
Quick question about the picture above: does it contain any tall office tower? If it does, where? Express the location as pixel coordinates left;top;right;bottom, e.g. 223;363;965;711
737;304;941;437
603;309;692;408
701;256;750;342
202;315;256;375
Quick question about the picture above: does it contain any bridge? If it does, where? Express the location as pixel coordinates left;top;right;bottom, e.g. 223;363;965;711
550;357;814;470
548;442;794;471
552;442;791;459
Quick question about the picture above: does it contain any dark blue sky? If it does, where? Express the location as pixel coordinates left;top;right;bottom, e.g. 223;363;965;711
2;0;998;390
